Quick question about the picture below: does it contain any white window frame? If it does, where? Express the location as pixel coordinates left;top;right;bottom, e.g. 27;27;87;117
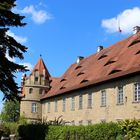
54;100;58;112
79;95;83;109
88;93;92;108
47;102;50;113
71;96;75;111
62;98;66;112
134;83;140;102
101;90;106;106
32;103;37;113
117;86;124;104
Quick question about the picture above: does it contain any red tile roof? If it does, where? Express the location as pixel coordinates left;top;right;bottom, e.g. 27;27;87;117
41;32;140;99
31;57;50;78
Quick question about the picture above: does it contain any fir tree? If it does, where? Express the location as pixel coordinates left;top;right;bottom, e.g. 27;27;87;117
0;0;28;100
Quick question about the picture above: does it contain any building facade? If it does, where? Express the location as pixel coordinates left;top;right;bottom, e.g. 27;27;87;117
20;29;140;125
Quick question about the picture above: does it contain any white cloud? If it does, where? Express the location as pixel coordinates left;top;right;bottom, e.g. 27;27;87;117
19;62;33;71
102;7;140;34
7;30;27;44
22;5;52;24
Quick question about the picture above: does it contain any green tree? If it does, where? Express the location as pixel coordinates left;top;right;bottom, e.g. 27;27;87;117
0;0;27;100
0;100;20;122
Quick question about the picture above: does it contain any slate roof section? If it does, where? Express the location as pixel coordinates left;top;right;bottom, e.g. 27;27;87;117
40;32;140;99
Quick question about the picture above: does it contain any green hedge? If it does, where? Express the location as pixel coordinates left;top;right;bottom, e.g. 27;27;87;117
1;119;140;140
46;122;122;140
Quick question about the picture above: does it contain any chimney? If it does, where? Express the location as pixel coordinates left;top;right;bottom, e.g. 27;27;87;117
97;46;103;52
76;56;84;64
133;26;140;34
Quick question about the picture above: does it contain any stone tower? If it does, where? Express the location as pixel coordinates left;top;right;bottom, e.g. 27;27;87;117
20;57;50;121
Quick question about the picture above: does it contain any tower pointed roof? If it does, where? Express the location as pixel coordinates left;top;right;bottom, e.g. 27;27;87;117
31;57;50;78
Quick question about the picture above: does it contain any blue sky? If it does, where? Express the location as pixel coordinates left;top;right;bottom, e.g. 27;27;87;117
1;0;140;111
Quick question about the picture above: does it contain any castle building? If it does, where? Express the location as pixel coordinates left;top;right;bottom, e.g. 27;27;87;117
20;28;140;125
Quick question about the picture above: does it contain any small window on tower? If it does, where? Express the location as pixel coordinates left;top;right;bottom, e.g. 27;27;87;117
35;77;38;82
29;88;33;94
34;70;39;77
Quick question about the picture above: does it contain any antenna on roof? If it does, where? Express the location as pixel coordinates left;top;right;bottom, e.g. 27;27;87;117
117;18;122;33
40;54;42;58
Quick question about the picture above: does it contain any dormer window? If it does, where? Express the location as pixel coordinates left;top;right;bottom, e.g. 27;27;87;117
135;50;140;55
128;40;140;48
60;78;66;82
98;54;108;60
77;72;84;76
104;60;116;66
80;79;89;84
60;86;66;90
109;69;122;75
75;65;82;70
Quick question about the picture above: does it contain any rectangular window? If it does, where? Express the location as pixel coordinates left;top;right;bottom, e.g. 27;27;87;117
29;88;33;94
88;93;92;108
34;70;39;77
71;96;75;111
79;95;83;109
54;100;58;112
47;102;50;113
134;83;140;102
117;86;124;104
87;120;92;125
79;120;83;125
62;98;66;112
71;120;75;125
32;103;37;113
101;90;106;106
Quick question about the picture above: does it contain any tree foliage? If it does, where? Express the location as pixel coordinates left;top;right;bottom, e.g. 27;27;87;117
0;100;20;122
0;0;28;100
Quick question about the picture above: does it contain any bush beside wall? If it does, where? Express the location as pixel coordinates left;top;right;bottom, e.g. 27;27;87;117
18;123;48;140
46;122;122;140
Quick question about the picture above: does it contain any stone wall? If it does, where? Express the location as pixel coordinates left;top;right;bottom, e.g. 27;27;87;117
42;75;140;125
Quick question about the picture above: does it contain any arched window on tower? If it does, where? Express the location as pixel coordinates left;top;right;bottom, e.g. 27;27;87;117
29;88;33;94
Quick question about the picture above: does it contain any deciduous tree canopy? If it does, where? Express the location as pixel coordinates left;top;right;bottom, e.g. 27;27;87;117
0;100;20;122
0;0;27;100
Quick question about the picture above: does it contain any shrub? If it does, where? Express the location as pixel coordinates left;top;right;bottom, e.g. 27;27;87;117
0;124;10;137
18;122;48;140
4;122;19;135
119;119;140;140
46;122;122;140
